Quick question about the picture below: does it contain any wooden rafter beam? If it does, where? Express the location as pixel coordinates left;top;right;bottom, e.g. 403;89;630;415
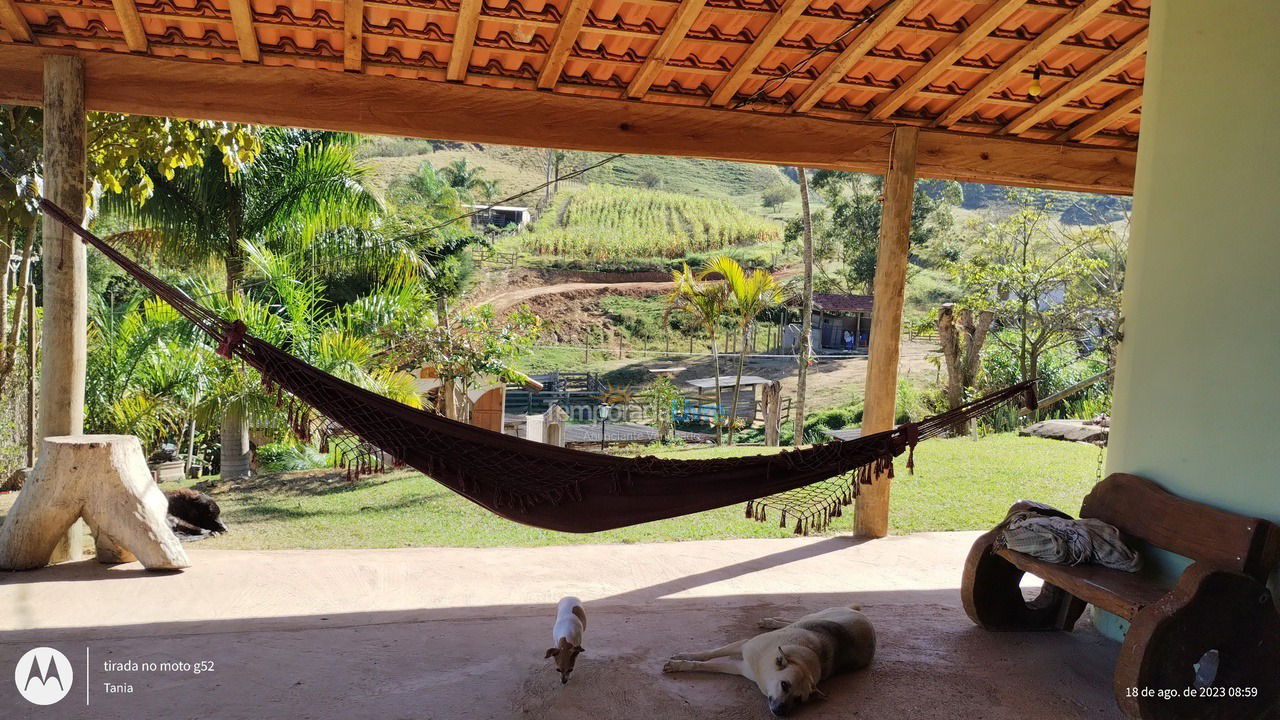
865;0;1025;121
447;0;482;82
1001;27;1146;135
1;0;32;42
1056;87;1141;142
789;0;920;114
536;0;591;89
109;0;148;52
626;0;708;99
933;0;1118;128
227;0;260;62
344;0;364;71
707;0;811;107
0;44;1136;194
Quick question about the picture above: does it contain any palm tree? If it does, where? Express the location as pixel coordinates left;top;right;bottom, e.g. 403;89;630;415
701;256;784;444
86;254;425;472
476;178;502;205
439;159;490;200
666;264;729;444
85;295;204;449
102;129;381;479
394;162;466;219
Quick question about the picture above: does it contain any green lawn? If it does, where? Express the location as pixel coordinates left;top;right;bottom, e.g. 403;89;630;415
174;433;1101;550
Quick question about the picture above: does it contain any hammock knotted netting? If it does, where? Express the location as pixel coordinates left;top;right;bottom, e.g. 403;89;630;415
42;198;1036;534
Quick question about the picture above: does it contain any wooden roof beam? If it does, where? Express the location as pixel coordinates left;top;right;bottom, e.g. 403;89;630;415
227;0;260;62
0;44;1135;194
537;0;592;89
933;0;1118;128
601;0;1147;26
789;0;921;114
1056;87;1141;142
1001;27;1146;135
109;0;148;52
865;0;1025;121
344;0;364;71
446;0;482;82
1;0;32;42
626;0;708;99
707;0;812;107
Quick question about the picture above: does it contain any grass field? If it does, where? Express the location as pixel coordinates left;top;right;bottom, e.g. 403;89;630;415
165;434;1101;550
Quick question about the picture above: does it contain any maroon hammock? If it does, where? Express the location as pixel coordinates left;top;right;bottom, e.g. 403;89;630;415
42;198;1035;534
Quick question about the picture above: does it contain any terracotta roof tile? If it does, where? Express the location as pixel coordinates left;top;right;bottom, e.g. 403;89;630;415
5;0;1145;145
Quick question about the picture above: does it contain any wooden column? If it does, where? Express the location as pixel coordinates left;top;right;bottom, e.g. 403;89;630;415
39;54;89;562
854;126;918;539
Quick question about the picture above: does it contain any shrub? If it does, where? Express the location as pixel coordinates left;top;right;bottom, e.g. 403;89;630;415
256;443;330;473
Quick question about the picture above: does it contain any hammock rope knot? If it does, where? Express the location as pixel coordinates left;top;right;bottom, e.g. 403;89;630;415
215;320;248;359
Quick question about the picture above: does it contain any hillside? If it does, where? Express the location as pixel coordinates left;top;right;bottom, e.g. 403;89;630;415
359;138;1129;230
357;138;795;216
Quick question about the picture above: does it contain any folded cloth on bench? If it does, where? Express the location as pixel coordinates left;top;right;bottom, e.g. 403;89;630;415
993;501;1141;572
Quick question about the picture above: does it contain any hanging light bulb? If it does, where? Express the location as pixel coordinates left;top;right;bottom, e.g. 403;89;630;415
1028;67;1043;98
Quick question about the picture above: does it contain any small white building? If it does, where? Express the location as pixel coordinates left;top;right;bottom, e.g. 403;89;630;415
509;405;569;446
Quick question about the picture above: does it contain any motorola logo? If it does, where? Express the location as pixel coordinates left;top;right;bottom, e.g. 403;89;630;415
13;647;74;705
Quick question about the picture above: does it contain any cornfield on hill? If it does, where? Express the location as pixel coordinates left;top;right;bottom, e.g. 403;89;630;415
522;184;780;260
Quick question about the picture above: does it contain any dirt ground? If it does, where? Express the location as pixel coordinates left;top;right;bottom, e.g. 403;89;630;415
0;533;1122;720
467;267;940;412
570;339;939;414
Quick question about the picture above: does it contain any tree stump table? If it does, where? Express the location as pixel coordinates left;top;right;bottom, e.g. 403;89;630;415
0;435;190;571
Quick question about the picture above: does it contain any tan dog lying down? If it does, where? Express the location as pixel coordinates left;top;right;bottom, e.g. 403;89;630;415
663;606;875;717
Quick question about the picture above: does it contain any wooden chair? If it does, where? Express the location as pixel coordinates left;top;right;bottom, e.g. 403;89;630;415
961;473;1280;719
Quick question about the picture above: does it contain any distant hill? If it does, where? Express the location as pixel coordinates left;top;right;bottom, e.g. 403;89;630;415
357;137;1129;227
357;138;794;216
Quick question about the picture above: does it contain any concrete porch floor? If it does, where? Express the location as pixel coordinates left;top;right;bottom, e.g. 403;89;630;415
0;532;1123;719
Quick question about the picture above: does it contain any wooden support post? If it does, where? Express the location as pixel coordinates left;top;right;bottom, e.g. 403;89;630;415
854;126;918;539
26;288;35;468
762;380;782;447
40;55;89;562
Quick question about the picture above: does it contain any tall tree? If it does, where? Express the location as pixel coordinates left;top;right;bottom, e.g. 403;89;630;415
792;167;814;447
950;193;1106;389
666;264;729;444
702;256;783;444
383;303;541;422
102;129;380;479
0;105;253;383
789;172;958;294
935;303;993;433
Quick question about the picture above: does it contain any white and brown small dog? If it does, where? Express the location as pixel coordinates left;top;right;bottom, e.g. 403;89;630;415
663;605;875;717
545;596;586;684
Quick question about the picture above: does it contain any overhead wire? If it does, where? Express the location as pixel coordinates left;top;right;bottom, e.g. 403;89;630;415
731;0;897;110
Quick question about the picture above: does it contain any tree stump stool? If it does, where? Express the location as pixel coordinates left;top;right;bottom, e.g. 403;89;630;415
0;435;190;571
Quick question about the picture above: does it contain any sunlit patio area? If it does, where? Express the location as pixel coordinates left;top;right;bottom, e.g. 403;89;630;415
0;533;1122;719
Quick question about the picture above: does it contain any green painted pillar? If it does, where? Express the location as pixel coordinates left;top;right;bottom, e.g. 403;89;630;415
1102;0;1280;638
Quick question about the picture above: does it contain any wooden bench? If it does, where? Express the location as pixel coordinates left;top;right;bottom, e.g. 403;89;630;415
961;473;1280;720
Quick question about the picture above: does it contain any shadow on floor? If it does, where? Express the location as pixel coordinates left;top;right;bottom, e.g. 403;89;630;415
0;586;1122;720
